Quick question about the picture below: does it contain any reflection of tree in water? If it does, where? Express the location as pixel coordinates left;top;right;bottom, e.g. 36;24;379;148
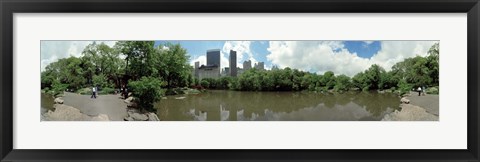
351;91;399;117
154;90;399;121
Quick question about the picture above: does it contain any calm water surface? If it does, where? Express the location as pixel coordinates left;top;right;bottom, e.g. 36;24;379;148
41;93;55;114
155;90;400;121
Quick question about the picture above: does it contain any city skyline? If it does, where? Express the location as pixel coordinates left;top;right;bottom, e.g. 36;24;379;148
41;40;438;77
195;49;264;80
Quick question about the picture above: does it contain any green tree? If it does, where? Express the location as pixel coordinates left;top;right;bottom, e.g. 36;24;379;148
352;72;369;91
200;79;210;88
115;41;156;81
155;43;191;88
321;71;336;89
128;77;165;112
334;74;351;92
92;74;112;88
364;64;385;90
426;43;439;85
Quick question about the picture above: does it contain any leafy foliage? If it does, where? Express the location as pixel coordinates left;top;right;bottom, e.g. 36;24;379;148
128;77;165;112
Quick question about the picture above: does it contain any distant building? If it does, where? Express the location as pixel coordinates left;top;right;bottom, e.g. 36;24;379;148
221;67;230;77
194;61;200;78
271;65;280;70
229;50;237;77
255;62;265;70
243;60;252;70
198;65;220;80
206;49;221;76
206;49;221;67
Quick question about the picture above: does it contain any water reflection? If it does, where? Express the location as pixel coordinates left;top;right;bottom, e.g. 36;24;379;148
187;109;207;121
187;102;393;121
220;105;230;121
157;90;400;121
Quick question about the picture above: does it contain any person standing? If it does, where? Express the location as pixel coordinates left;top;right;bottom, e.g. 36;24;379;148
91;86;97;99
417;86;422;96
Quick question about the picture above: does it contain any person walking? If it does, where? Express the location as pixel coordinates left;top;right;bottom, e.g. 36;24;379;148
422;86;426;96
91;86;97;99
417;86;422;96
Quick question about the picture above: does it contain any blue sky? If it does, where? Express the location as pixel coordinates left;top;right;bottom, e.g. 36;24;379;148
154;40;385;73
41;40;438;76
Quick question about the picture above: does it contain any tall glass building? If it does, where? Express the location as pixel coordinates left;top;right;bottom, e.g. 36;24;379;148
229;50;237;77
206;49;221;66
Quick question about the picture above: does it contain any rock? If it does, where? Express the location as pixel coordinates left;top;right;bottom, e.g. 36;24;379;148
382;104;438;121
127;102;137;108
43;104;109;121
124;116;134;121
92;114;110;121
129;112;149;121
147;113;160;121
124;97;134;103
400;97;410;104
54;98;64;104
124;97;137;108
175;96;186;100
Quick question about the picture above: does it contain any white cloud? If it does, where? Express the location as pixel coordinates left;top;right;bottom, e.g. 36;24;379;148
221;41;259;69
189;41;264;70
190;55;207;68
363;41;374;45
41;41;116;71
370;41;437;71
266;41;438;77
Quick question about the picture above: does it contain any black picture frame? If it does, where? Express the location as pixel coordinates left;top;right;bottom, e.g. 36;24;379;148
1;0;479;161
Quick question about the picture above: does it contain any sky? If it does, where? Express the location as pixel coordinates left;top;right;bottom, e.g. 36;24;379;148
41;40;438;77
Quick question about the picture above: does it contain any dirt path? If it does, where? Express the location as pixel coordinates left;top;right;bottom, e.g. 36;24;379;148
61;92;128;121
407;92;439;116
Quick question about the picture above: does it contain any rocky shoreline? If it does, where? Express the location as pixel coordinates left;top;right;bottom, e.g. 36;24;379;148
382;93;439;121
42;95;160;121
42;98;110;121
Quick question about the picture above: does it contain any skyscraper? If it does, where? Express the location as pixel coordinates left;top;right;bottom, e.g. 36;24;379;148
206;49;221;66
206;49;221;76
229;50;237;77
243;60;252;70
194;61;200;78
255;62;265;70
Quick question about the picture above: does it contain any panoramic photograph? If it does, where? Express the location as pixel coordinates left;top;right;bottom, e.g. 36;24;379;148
40;40;439;121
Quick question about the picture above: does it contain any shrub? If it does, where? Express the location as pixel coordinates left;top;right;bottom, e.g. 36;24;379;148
92;74;113;88
200;79;210;89
397;80;413;96
98;87;116;95
426;87;439;94
77;88;92;95
128;77;165;112
49;80;68;97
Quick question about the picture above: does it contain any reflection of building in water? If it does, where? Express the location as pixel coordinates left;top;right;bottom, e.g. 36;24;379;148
236;109;244;121
236;109;260;121
188;109;207;121
220;105;230;121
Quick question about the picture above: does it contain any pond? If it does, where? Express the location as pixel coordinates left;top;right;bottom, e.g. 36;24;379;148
155;90;400;121
41;93;55;115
